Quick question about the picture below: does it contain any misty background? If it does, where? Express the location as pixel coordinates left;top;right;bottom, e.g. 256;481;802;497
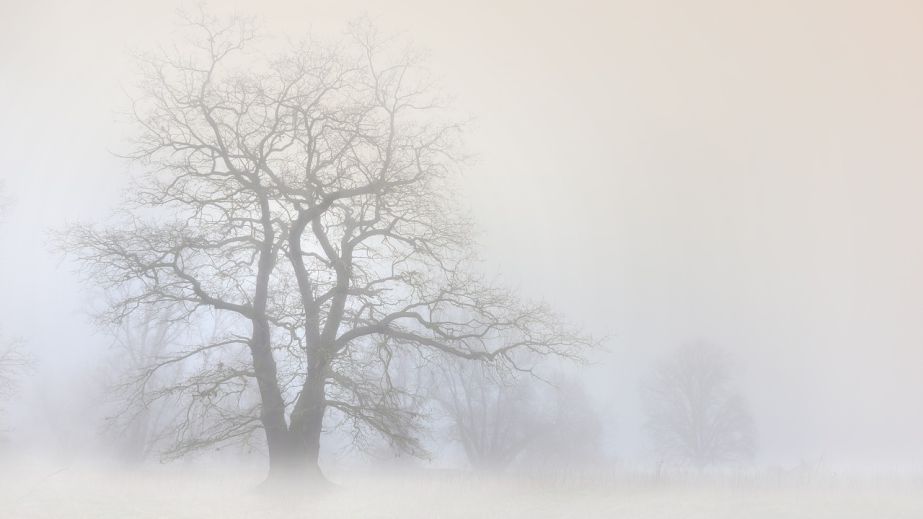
2;0;923;474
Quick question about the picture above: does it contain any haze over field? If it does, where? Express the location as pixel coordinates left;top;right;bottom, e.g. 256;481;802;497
2;1;923;517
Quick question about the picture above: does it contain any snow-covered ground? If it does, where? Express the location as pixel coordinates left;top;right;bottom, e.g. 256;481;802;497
2;463;923;518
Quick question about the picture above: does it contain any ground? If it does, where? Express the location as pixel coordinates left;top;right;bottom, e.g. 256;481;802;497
2;463;922;518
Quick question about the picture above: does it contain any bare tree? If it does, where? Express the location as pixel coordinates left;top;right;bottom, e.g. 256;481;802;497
65;10;591;482
0;182;32;435
100;304;187;464
0;339;30;420
345;349;431;469
518;375;604;471
433;363;603;472
641;343;756;470
431;358;544;471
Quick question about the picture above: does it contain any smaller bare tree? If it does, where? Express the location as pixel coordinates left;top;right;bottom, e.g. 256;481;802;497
100;306;261;464
100;305;186;464
0;338;30;407
432;357;544;471
0;184;33;437
346;349;431;469
641;343;756;470
518;375;604;471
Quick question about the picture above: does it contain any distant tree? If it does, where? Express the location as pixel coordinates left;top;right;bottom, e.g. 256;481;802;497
432;358;604;472
518;375;604;471
641;343;756;470
0;182;32;434
432;358;543;471
64;9;591;483
351;350;431;468
101;305;186;464
0;339;30;418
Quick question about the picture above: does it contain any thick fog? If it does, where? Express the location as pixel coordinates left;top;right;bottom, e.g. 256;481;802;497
3;0;923;517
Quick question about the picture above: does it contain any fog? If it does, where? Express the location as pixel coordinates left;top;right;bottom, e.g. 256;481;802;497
2;0;923;517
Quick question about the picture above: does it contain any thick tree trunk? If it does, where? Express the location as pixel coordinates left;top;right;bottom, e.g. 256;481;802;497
248;317;299;480
249;198;317;484
262;436;313;482
286;359;328;480
252;355;328;485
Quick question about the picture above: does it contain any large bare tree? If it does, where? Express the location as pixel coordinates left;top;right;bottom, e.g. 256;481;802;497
66;11;590;482
641;343;756;470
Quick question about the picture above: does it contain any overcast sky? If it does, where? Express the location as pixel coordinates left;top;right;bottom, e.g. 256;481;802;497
2;0;923;469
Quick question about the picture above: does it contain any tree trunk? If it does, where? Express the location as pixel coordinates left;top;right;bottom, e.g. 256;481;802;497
248;317;300;481
286;359;328;480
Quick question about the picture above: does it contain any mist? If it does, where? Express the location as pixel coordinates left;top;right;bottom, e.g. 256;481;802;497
2;1;923;517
